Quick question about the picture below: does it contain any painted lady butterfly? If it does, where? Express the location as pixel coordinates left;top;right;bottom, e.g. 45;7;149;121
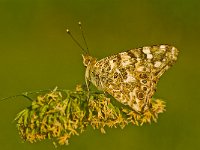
67;22;179;112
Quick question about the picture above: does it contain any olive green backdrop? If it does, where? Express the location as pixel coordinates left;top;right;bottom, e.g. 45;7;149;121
0;0;199;150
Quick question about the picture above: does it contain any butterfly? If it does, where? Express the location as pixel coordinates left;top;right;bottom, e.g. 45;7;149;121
82;45;179;112
66;22;179;112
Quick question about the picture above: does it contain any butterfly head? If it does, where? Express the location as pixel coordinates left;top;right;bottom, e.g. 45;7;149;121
82;54;97;67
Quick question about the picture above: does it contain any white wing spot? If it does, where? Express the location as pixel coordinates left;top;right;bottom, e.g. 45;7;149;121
109;60;115;69
124;74;136;83
136;66;144;72
142;47;151;54
171;47;176;56
154;61;162;68
115;68;120;73
147;53;153;59
160;45;166;51
121;60;132;67
136;58;141;61
120;52;131;59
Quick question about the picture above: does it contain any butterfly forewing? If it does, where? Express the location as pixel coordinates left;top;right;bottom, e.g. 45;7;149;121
84;45;178;112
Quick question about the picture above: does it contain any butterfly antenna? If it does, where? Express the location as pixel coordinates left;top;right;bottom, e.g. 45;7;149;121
78;21;89;54
66;29;87;54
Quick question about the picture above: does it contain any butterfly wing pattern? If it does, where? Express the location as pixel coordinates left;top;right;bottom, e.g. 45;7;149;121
83;45;179;112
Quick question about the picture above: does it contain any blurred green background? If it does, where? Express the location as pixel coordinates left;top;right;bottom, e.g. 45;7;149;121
0;0;199;149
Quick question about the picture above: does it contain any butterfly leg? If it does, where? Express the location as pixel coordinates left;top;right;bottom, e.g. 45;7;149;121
85;74;91;91
85;77;91;101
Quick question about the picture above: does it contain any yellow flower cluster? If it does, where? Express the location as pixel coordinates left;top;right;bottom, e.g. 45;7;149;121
15;85;165;146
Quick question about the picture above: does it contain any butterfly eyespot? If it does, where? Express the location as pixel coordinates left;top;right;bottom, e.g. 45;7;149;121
136;91;145;100
139;73;148;79
141;80;147;84
142;86;148;91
